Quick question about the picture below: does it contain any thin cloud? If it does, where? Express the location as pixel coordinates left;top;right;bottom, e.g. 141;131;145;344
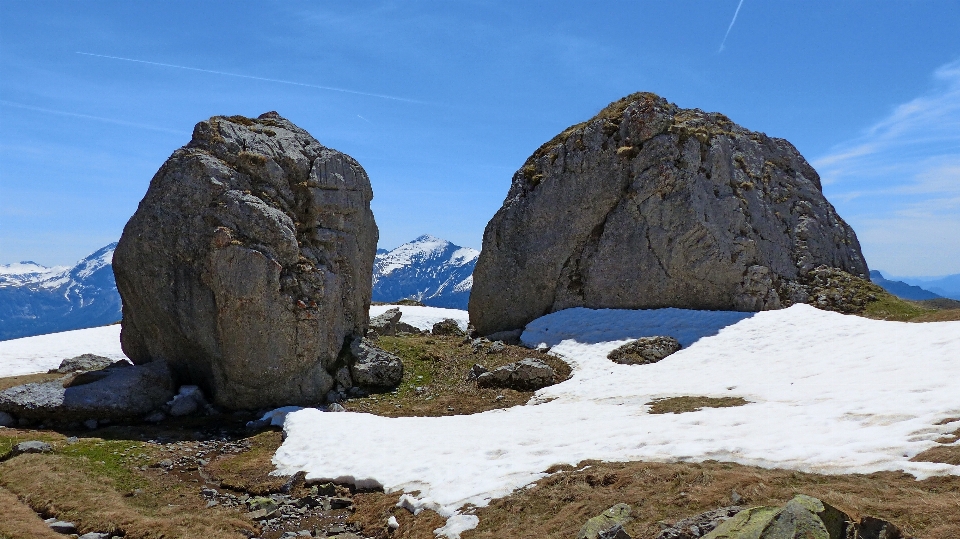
814;58;960;274
0;100;188;135
718;0;745;53
76;52;429;105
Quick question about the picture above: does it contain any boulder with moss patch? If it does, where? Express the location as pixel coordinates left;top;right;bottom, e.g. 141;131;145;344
578;503;634;539
608;336;681;365
469;93;868;334
114;112;378;410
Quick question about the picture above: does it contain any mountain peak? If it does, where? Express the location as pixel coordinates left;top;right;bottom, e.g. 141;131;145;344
372;235;479;309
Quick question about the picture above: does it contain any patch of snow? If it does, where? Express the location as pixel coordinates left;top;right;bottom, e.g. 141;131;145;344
0;325;126;377
369;305;469;332
274;304;960;537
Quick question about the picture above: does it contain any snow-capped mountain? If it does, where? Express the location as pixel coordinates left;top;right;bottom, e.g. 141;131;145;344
372;235;478;309
0;243;122;341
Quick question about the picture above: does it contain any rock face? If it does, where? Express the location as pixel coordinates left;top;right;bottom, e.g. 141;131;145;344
113;113;378;409
469;93;868;334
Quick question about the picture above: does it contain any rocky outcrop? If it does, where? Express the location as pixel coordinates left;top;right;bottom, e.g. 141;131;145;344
469;93;868;334
578;503;634;539
607;336;681;365
0;361;175;423
113;113;378;410
476;358;556;391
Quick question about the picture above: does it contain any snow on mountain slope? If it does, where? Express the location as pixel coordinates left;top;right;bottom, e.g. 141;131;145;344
0;243;122;341
274;305;960;537
372;235;478;309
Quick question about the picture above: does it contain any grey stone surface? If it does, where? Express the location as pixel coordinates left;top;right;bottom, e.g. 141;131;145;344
113;112;378;410
608;336;682;365
0;410;14;427
0;361;175;422
48;521;77;534
655;506;742;539
51;354;119;374
470;93;868;334
11;440;53;456
578;503;633;539
368;307;402;337
348;337;404;388
431;318;465;336
476;358;555;391
167;385;207;416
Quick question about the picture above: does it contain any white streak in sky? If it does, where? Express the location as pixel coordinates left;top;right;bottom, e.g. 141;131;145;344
76;52;428;104
357;115;371;123
0;100;188;135
718;0;745;53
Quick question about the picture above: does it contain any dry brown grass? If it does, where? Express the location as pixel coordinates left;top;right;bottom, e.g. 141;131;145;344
345;334;571;418
206;430;288;495
463;460;960;539
349;491;447;539
646;396;750;414
0;372;63;391
0;486;64;539
0;452;253;538
907;309;960;322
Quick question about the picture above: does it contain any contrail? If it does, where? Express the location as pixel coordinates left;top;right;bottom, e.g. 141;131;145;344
357;115;371;123
76;52;428;104
718;0;745;53
0;100;188;135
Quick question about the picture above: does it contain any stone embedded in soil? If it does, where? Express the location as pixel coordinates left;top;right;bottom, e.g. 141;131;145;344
607;336;682;365
113;112;378;410
476;358;556;391
348;337;403;388
432;318;466;336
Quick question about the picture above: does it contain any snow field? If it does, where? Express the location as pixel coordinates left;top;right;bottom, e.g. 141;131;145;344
274;304;960;538
369;304;469;332
0;324;126;377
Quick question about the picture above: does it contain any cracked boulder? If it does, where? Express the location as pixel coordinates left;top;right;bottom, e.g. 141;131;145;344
469;93;867;334
113;112;378;410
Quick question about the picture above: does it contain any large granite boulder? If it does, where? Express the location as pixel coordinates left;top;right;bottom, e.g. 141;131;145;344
114;112;378;409
469;93;868;334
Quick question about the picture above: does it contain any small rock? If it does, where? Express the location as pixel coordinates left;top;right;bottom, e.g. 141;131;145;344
206;500;219;508
311;482;337;497
11;440;53;456
327;403;346;412
167;385;207;417
79;533;110;539
51;354;118;374
0;411;15;427
486;329;523;345
607;336;682;365
431;318;465;337
329;496;353;509
654;505;741;539
477;358;556;391
486;341;506;354
578;504;633;539
349;337;404;388
466;364;488;381
201;487;218;497
83;419;98;430
48;521;77;534
368;308;402;337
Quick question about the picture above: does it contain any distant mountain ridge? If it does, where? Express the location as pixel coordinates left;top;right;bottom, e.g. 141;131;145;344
890;273;960;301
372;235;478;309
868;270;942;301
0;243;122;341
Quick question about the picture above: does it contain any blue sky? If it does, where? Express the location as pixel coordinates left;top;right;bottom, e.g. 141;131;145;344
1;1;959;276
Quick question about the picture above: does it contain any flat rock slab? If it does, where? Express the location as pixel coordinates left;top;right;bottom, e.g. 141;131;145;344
51;353;118;374
608;336;682;365
0;361;174;422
